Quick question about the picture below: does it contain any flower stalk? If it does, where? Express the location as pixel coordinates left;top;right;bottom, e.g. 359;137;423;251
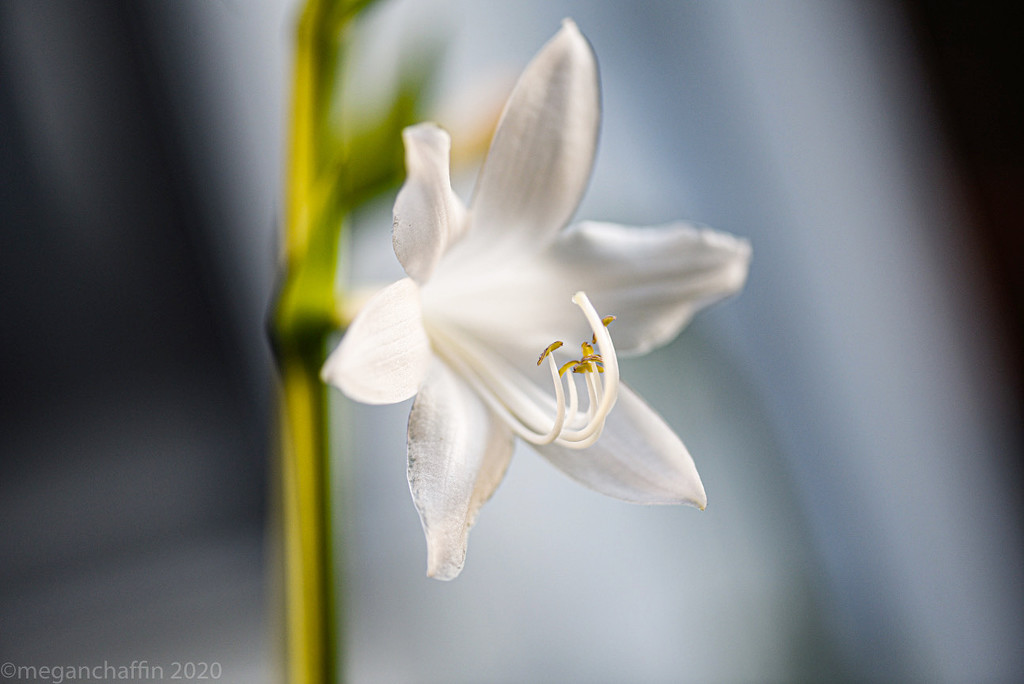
272;1;366;682
272;0;436;679
275;352;336;684
272;2;343;682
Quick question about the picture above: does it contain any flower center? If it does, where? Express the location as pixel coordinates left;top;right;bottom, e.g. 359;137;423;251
427;291;619;450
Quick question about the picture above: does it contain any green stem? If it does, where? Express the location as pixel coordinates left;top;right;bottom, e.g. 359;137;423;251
274;1;349;682
277;351;337;684
272;201;343;684
272;1;418;680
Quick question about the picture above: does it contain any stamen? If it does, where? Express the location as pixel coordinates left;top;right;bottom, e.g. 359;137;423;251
531;291;619;448
425;291;618;450
558;360;578;377
537;340;563;366
592;315;616;343
556;291;620;447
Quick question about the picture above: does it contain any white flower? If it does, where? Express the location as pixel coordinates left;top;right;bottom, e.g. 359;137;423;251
322;19;751;580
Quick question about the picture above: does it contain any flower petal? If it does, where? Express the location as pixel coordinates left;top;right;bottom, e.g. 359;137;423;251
466;19;600;254
392;124;467;283
407;360;515;580
533;383;707;508
320;278;431;404
546;221;752;355
423;221;750;363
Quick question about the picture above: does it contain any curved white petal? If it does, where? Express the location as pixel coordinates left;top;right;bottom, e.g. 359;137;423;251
407;360;515;580
464;19;600;257
423;221;750;363
320;278;431;404
392;124;467;283
533;383;707;508
546;221;752;354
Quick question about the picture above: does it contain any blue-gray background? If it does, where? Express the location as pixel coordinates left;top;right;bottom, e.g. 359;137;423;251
1;1;1021;682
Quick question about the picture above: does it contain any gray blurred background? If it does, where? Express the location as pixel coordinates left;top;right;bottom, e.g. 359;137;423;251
1;1;1021;683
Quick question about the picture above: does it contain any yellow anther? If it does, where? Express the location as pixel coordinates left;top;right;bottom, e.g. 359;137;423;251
574;359;606;374
592;315;616;343
540;303;614;402
537;340;564;366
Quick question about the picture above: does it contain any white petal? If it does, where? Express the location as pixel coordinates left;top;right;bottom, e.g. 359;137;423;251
392;124;467;283
407;360;515;580
466;19;600;255
547;221;752;355
320;278;431;404
533;383;707;508
423;221;750;364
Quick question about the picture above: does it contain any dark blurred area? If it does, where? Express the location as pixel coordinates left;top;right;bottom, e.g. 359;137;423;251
0;0;1020;680
0;1;273;676
905;0;1024;412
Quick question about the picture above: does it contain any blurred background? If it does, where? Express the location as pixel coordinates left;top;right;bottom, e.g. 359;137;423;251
1;1;1021;683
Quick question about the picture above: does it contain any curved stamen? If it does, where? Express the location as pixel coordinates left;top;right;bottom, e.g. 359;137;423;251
541;353;568;442
425;290;618;450
428;324;580;444
553;291;619;445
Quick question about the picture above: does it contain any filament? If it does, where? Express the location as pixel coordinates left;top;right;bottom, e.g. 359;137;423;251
426;291;619;450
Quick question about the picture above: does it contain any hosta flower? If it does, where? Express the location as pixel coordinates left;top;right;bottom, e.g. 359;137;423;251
322;20;751;580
